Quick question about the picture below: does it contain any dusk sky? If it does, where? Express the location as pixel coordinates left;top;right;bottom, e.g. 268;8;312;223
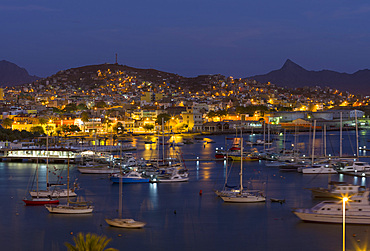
2;0;370;79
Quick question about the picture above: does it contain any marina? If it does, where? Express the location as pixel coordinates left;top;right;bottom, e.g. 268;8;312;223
1;130;370;250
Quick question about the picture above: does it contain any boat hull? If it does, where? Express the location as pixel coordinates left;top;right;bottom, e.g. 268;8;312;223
30;189;77;198
110;177;150;183
78;168;120;174
45;204;94;214
23;198;59;205
293;210;370;224
105;218;146;228
221;194;266;203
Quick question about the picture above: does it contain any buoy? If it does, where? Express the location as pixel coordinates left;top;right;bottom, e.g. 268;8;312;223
118;234;122;237
174;210;176;214
70;232;73;235
353;234;357;237
199;190;202;195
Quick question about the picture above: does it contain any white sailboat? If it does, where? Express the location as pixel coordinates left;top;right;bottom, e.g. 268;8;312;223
105;157;146;228
45;157;93;214
220;137;266;203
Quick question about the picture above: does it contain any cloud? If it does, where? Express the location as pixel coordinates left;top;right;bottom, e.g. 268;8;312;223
0;5;58;12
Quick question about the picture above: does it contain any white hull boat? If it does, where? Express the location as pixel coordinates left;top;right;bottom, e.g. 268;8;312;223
293;190;370;224
30;189;77;198
45;204;93;214
301;164;337;174
221;191;266;203
78;167;120;174
105;218;146;228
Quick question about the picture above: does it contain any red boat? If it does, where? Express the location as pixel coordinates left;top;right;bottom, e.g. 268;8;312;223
23;198;59;205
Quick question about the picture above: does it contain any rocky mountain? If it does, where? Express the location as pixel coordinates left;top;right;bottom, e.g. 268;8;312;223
0;60;40;87
249;59;370;95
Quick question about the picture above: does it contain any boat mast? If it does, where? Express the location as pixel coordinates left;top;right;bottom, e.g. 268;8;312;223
355;110;359;159
240;130;243;193
119;142;123;219
324;124;327;157
46;128;49;187
162;118;165;163
311;120;316;165
36;155;39;199
67;154;70;206
339;112;343;157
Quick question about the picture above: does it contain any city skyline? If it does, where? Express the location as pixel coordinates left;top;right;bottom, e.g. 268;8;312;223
2;1;370;79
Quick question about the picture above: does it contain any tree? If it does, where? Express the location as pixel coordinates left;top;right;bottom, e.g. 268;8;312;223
2;118;13;129
65;232;118;251
30;126;45;135
38;117;48;126
143;124;154;132
156;113;171;125
95;101;107;108
113;122;124;134
77;103;88;110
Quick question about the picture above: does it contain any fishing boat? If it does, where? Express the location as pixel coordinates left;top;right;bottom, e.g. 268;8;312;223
23;157;59;205
220;138;266;203
45;157;93;214
106;156;146;228
293;190;370;224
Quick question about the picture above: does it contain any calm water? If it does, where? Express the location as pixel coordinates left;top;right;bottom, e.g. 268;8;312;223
1;130;370;251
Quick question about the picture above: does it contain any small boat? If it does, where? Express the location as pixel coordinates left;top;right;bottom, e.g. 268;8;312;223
270;198;285;203
45;202;93;214
106;159;146;229
110;170;150;183
78;162;120;174
293;190;370;224
151;169;189;183
105;218;146;228
45;157;93;214
23;197;59;205
220;139;266;203
23;157;59;205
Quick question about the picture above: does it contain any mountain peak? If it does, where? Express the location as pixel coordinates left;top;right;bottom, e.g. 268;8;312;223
281;59;305;71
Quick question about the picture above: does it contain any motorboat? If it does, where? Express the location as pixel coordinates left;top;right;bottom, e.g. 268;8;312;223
300;164;338;174
336;161;370;173
23;197;59;205
293;190;370;224
77;162;120;174
305;182;366;199
151;169;189;183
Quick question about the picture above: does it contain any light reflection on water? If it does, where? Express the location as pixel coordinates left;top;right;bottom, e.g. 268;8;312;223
0;131;370;250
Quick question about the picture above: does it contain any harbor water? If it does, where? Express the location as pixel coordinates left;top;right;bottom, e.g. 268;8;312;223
1;130;370;251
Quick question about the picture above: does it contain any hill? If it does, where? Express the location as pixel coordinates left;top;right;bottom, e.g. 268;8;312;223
0;60;40;87
249;59;370;95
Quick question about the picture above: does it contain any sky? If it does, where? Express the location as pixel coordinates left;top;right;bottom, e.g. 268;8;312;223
2;0;370;79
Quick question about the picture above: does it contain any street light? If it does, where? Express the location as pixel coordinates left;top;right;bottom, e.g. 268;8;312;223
343;196;349;251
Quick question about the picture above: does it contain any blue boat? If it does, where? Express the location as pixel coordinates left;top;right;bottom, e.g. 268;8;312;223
110;171;150;183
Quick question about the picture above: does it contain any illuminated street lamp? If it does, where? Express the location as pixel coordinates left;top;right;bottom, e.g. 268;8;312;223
342;196;348;251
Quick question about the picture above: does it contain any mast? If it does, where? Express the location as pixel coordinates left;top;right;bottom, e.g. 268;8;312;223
67;154;70;205
240;136;243;192
36;156;39;198
311;120;316;165
324;124;327;157
119;141;123;219
355;110;359;159
162;118;164;163
340;112;343;158
46;130;49;187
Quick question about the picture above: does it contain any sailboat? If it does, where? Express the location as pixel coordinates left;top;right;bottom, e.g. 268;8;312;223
45;156;94;214
23;156;59;205
105;154;146;228
30;136;77;198
220;138;266;203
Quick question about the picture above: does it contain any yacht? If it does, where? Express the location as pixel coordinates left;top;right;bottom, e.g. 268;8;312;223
306;182;366;199
293;190;370;224
300;163;337;174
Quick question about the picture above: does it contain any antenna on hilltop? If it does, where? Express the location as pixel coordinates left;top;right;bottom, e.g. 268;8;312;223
115;53;118;64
